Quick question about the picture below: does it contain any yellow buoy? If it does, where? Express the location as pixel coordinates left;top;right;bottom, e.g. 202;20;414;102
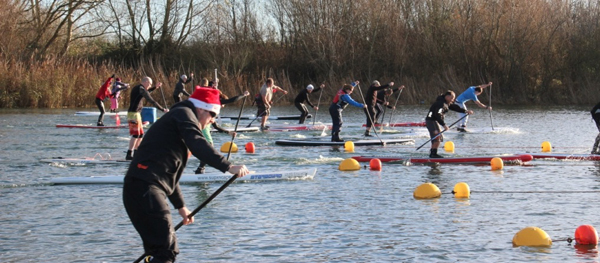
220;142;238;153
339;158;360;171
413;183;442;199
491;157;504;170
512;227;553;247
453;182;470;198
541;141;552;152
344;141;355;152
444;141;455;153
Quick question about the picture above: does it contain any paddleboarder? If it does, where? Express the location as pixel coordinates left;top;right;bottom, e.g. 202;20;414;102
455;82;492;132
375;86;404;124
123;87;250;263
294;83;324;124
194;78;250;174
591;102;600;154
125;76;169;160
363;80;395;136
255;78;288;131
426;90;472;158
94;74;114;126
109;77;130;113
172;73;194;103
329;81;366;142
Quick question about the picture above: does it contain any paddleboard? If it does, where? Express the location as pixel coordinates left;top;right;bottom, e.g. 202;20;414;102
50;168;317;184
275;138;414;146
352;154;533;164
56;121;149;129
220;114;256;120
527;153;600;161
362;122;426;127
74;111;127;116
41;157;129;164
56;124;126;129
212;127;260;133
270;114;312;120
445;127;519;134
268;123;332;132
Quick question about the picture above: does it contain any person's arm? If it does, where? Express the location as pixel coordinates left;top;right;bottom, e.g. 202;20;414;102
342;94;365;108
142;88;167;112
220;94;245;104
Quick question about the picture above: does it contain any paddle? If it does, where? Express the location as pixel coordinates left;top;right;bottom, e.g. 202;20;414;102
355;83;385;146
133;97;247;263
246;111;266;128
312;83;324;126
415;114;469;151
489;83;494;130
387;87;404;125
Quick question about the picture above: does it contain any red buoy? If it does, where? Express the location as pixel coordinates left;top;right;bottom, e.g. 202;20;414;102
245;142;255;153
369;158;382;171
575;225;598;245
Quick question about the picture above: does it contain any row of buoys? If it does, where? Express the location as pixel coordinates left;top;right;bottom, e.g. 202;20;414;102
338;157;504;171
218;142;256;153
512;225;599;247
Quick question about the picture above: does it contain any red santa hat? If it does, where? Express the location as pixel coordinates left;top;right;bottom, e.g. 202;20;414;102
188;87;221;115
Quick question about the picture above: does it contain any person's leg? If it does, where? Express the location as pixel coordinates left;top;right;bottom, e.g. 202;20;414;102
96;98;105;125
123;179;178;263
457;103;468;130
173;95;181;103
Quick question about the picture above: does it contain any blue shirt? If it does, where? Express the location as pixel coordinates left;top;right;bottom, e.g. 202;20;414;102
456;86;479;104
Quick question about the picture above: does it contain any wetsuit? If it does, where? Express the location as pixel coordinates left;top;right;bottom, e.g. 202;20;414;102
329;87;364;141
364;84;390;128
127;84;167;138
374;87;400;123
425;95;466;143
123;100;231;262
95;77;113;125
172;77;192;103
294;87;322;124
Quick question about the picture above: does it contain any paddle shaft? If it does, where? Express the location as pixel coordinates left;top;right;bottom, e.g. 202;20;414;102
388;88;403;125
133;97;246;263
356;83;385;145
415;114;469;151
489;84;494;130
313;85;324;125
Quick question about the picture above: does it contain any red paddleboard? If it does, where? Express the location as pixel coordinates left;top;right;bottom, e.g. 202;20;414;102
352;154;533;164
56;121;149;129
56;124;125;129
362;122;426;127
527;153;600;161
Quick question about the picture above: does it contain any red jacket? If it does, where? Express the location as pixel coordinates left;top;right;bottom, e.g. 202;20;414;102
95;77;113;100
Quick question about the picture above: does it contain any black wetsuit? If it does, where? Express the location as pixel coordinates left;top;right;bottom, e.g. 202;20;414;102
123;100;231;262
127;84;166;113
425;95;466;141
294;87;322;124
374;87;400;123
364;84;390;128
172;77;192;103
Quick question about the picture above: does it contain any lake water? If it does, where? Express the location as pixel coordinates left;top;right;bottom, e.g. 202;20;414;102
1;105;600;262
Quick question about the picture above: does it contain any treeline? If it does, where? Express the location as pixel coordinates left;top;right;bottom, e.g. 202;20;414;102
1;0;600;108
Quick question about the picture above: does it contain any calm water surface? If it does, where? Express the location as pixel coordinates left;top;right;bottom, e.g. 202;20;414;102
1;105;600;262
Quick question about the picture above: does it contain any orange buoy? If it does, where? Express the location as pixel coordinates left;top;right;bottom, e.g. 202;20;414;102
245;142;255;153
575;225;599;245
369;158;382;171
